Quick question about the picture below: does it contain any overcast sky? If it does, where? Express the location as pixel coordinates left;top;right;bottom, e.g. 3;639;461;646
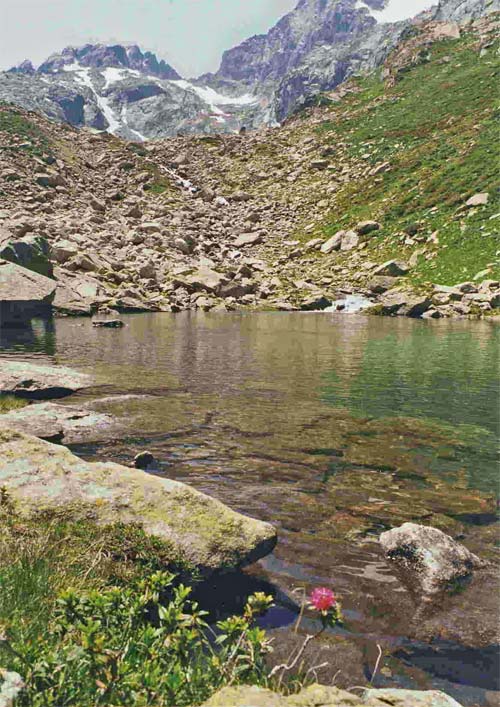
0;0;434;77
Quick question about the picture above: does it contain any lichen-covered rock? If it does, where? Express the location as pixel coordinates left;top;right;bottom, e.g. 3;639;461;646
0;428;277;576
202;685;283;706
380;522;486;596
0;360;92;399
202;684;464;706
363;689;463;706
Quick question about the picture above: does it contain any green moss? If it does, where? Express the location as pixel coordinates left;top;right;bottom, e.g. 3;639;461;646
0;396;29;414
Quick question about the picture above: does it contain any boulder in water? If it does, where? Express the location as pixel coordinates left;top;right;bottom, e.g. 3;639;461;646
380;522;487;597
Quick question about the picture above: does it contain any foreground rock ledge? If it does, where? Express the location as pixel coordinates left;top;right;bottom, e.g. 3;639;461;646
202;685;463;706
0;429;277;576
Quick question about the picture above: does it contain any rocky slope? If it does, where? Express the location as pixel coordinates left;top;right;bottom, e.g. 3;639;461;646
0;13;498;322
2;0;498;139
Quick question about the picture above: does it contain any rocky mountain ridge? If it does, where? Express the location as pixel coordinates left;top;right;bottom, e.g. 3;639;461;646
2;0;498;139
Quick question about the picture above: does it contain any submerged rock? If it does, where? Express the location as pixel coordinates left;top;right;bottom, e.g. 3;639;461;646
380;522;486;597
0;428;277;576
0;360;92;399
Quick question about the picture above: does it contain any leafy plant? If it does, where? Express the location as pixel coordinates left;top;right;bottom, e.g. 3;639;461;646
1;573;274;706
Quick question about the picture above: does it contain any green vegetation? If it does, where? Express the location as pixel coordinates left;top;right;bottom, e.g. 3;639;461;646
0;396;29;413
0;103;52;158
0;505;275;705
1;569;272;706
317;29;500;286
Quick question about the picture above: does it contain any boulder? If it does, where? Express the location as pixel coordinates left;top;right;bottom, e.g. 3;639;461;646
305;238;324;251
380;523;486;597
0;360;92;399
465;192;488;207
340;230;360;251
363;689;462;706
35;172;66;188
51;239;78;264
300;294;332;311
355;220;380;236
218;279;257;299
0;258;56;326
310;159;329;169
0;428;277;577
182;267;228;294
0;402;114;443
134;451;156;469
376;290;431;317
367;276;399;294
0;232;53;278
373;260;409;277
202;685;463;706
320;230;344;254
233;232;263;248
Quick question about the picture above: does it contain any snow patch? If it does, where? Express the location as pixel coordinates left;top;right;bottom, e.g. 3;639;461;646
66;64;121;134
356;0;435;23
170;80;259;114
102;67;141;89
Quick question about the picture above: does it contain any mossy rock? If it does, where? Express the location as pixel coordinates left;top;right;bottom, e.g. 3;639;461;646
202;684;463;706
0;428;277;576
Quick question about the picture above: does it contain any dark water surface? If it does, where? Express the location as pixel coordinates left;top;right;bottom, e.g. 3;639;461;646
1;312;499;705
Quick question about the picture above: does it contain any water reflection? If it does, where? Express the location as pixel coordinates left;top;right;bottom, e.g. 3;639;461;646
0;315;57;357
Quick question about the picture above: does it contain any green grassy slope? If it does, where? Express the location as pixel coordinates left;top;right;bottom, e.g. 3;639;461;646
317;24;500;287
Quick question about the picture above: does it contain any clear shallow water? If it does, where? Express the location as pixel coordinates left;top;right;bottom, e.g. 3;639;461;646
1;312;499;704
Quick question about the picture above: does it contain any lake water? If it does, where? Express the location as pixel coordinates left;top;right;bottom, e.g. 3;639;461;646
1;312;499;705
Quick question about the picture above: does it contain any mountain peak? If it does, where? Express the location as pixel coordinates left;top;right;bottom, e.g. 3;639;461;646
7;59;35;75
36;43;181;80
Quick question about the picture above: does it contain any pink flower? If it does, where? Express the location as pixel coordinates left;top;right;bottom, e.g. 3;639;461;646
310;587;336;612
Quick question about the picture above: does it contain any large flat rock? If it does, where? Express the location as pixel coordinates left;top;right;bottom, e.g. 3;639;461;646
0;402;115;443
0;428;277;576
0;258;56;325
0;360;92;399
